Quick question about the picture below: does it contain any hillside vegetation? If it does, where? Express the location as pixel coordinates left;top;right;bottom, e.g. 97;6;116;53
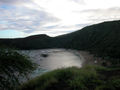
0;47;36;90
0;20;120;64
1;20;120;90
19;65;120;90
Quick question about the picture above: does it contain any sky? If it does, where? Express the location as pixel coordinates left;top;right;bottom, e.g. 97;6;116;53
0;0;120;38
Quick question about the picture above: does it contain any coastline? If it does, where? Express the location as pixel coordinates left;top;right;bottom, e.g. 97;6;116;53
77;51;103;66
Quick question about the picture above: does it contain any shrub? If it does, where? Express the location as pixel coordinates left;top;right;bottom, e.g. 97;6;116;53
19;66;105;90
19;65;120;90
0;48;36;90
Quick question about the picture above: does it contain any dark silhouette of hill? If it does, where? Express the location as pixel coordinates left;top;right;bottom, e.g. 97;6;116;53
0;20;120;60
0;34;51;49
51;20;120;60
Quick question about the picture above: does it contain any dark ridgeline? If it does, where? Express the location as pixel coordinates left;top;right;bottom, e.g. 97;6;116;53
1;20;120;90
0;20;120;60
0;34;51;49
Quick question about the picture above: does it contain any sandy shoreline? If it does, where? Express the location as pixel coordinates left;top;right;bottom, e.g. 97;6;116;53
77;50;105;66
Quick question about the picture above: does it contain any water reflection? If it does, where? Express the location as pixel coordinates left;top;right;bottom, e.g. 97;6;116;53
41;50;82;70
20;49;84;77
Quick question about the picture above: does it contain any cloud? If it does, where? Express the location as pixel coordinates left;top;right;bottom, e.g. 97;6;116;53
0;0;30;5
78;7;120;23
84;0;120;9
0;6;60;33
71;0;85;4
0;0;120;38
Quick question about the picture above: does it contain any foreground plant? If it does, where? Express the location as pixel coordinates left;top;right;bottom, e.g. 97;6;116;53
0;48;36;90
19;65;120;90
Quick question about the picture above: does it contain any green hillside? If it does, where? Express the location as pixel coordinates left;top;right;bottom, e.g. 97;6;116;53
66;20;120;58
0;20;120;60
19;65;120;90
1;20;120;90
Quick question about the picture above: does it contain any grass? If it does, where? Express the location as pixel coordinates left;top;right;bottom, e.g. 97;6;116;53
19;65;120;90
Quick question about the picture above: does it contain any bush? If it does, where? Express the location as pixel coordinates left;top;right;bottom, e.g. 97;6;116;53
19;66;107;90
19;65;120;90
0;48;36;90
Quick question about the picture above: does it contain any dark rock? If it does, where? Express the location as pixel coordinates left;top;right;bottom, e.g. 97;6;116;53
41;53;48;57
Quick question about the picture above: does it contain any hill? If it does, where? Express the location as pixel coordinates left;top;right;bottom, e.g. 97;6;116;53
0;20;120;61
0;34;51;49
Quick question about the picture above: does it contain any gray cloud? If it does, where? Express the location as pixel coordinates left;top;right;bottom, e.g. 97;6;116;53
0;0;120;37
0;6;60;33
75;7;120;24
89;7;120;23
0;0;30;5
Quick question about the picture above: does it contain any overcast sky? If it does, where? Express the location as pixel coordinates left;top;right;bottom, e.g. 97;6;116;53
0;0;120;38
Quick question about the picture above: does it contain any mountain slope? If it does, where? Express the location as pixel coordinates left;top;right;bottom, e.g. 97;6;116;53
0;34;51;49
65;20;120;58
0;20;120;60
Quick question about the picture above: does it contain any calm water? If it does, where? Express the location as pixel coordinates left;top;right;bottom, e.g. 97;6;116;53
20;49;85;78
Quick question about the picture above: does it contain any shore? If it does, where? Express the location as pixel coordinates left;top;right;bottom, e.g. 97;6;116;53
77;51;104;66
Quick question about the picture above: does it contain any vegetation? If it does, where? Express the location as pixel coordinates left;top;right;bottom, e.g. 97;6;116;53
0;47;36;90
0;20;120;61
19;65;120;90
0;34;51;49
0;20;120;89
